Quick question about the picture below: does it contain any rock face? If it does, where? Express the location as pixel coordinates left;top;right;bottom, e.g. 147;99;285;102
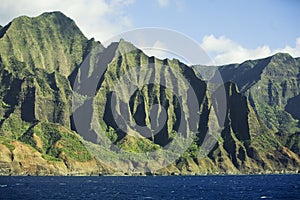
0;12;299;175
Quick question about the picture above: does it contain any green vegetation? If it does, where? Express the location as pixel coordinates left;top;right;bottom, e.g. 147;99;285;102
19;122;92;162
116;135;161;153
0;111;31;139
105;126;118;143
0;136;15;151
0;11;299;175
42;153;62;162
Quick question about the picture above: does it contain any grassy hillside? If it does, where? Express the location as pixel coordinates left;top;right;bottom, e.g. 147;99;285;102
0;12;299;175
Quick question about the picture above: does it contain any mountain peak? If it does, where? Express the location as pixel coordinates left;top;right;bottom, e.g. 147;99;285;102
12;11;72;23
269;52;294;63
271;52;292;58
0;11;88;76
9;11;82;36
115;38;140;55
40;11;69;18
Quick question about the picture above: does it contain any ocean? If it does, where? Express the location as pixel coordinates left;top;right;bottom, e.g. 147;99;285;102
0;175;299;199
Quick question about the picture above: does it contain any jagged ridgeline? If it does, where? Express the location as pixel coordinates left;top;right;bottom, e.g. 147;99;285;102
0;12;299;175
217;54;300;154
72;39;206;146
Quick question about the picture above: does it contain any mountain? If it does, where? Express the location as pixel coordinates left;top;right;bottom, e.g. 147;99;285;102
0;12;299;175
217;53;300;156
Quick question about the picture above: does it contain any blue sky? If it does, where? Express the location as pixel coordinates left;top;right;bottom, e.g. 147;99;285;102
126;0;299;49
0;0;299;65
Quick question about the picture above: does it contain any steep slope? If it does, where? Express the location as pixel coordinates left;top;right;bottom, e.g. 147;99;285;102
218;54;300;157
0;11;85;133
0;11;90;76
158;82;300;175
95;40;206;145
0;12;299;175
219;53;300;132
73;39;300;173
0;12;108;175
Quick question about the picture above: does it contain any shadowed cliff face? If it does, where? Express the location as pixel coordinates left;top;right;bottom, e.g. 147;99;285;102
218;53;300;133
286;94;300;122
0;12;299;175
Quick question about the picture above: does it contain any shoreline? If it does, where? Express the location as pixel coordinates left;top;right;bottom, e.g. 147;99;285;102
1;170;299;177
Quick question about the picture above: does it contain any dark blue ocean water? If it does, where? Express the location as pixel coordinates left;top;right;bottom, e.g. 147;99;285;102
0;175;299;200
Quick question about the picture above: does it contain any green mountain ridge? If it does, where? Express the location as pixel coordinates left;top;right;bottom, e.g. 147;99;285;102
0;12;299;175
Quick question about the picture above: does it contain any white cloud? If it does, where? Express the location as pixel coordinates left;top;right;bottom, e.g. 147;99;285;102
0;0;134;41
274;37;300;57
157;0;169;7
143;40;171;60
200;34;300;65
139;39;192;64
156;0;185;12
142;40;185;61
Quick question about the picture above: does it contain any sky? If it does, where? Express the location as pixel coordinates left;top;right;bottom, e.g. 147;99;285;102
0;0;299;65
